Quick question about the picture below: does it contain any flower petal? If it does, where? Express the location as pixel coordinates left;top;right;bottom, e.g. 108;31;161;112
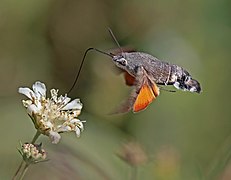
70;119;84;130
18;87;35;100
32;81;46;99
62;96;71;105
75;126;81;137
77;121;84;131
57;125;71;133
49;131;61;144
62;99;82;110
27;104;41;116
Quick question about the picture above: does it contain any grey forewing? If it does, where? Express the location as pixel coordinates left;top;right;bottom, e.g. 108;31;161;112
124;52;183;85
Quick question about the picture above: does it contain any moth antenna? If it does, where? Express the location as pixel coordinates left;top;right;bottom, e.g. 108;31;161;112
159;87;176;93
67;47;113;94
108;27;124;54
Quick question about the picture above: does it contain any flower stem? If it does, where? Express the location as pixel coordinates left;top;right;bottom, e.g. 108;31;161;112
12;161;23;180
19;164;29;180
31;130;41;144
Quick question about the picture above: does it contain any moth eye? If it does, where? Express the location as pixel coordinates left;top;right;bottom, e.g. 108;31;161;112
118;58;127;66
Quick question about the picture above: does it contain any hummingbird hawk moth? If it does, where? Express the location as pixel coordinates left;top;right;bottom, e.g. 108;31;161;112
68;29;201;113
111;51;201;113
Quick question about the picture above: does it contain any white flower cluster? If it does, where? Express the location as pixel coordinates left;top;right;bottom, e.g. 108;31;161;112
20;143;47;163
18;81;85;144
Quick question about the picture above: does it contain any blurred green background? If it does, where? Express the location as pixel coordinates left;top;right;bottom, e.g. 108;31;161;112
1;0;231;179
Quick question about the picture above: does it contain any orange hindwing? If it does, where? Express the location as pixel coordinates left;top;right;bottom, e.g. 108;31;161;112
124;72;136;86
133;83;159;112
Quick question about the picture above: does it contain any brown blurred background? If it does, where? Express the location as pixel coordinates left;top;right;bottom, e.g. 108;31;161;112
1;0;231;179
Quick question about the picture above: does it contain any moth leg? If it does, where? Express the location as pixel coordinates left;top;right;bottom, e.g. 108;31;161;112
158;86;176;93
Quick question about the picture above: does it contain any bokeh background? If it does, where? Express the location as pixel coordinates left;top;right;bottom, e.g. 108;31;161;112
1;0;231;179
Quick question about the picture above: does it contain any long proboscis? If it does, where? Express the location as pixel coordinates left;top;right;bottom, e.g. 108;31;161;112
67;47;114;94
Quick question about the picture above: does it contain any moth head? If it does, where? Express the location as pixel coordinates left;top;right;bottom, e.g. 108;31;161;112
112;54;128;70
112;53;140;77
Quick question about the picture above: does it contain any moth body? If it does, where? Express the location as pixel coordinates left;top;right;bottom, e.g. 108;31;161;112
113;52;201;93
